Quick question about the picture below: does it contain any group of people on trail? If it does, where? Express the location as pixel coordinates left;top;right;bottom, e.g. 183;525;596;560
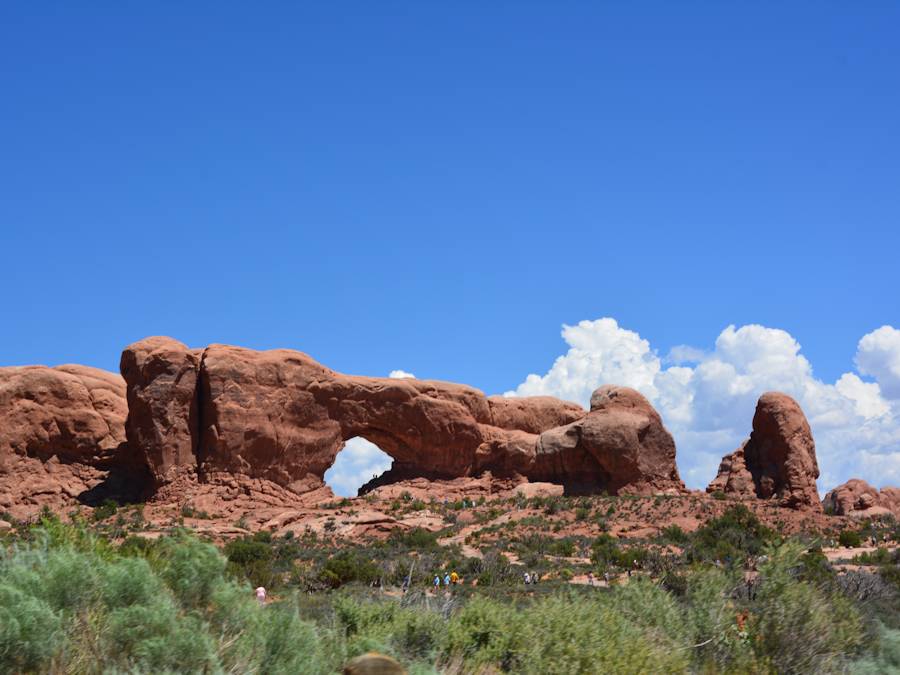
433;571;460;588
586;570;614;587
523;571;539;585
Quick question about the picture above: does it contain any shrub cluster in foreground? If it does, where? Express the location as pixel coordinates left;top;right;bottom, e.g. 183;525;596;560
1;511;899;673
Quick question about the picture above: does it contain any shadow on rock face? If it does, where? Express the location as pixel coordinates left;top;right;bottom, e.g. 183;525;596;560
77;462;154;506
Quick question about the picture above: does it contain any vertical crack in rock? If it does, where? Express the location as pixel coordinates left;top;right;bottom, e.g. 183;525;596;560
193;347;209;482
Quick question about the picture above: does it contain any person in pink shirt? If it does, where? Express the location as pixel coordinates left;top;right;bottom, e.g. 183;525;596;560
255;586;267;606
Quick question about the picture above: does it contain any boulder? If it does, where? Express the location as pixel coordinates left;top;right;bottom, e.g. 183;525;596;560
532;385;686;495
0;364;127;466
707;392;820;509
0;363;132;517
822;479;900;518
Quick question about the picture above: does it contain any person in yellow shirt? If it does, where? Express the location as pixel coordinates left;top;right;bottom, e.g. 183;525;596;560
450;571;459;585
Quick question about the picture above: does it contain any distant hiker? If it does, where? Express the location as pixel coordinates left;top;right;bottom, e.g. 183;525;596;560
450;571;459;585
444;573;451;587
433;575;440;589
255;586;267;606
604;571;610;586
587;572;594;586
402;575;410;592
524;572;531;585
531;571;538;584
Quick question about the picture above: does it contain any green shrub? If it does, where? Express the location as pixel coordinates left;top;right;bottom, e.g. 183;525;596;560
39;548;102;610
180;503;212;519
0;513;892;674
514;593;689;674
850;624;900;674
660;524;688;544
92;498;119;522
320;551;380;587
388;527;439;550
798;546;835;586
548;537;576;557
839;529;863;548
590;533;620;569
334;596;442;663
257;603;326;674
687;505;774;564
752;541;865;672
0;584;62;672
100;556;163;608
445;596;522;669
159;534;227;607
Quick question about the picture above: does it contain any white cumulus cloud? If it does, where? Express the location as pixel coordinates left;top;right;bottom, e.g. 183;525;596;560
507;318;900;492
389;369;416;379
324;437;393;497
856;326;900;399
510;318;662;404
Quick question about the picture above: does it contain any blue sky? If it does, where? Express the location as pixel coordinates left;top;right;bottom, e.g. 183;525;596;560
2;3;899;494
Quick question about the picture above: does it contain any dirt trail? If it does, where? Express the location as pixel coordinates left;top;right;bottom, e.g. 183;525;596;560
821;545;897;562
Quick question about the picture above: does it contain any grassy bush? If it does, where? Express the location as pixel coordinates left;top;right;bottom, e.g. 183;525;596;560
850;624;900;673
0;514;891;674
660;523;689;544
687;504;774;564
0;584;62;672
839;529;863;548
0;521;333;674
320;550;380;588
752;541;865;672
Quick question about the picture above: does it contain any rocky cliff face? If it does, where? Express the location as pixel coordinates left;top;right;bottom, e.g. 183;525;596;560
707;392;821;509
118;337;683;497
822;479;900;518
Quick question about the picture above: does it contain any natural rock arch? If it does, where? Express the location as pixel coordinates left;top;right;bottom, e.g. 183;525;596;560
118;336;687;498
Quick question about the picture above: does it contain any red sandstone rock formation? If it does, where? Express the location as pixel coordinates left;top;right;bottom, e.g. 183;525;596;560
0;364;130;518
120;337;201;484
120;337;684;497
707;392;821;510
0;364;127;466
822;479;900;518
531;385;686;495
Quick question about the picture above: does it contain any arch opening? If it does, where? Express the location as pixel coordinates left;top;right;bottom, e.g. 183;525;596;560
324;436;393;497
